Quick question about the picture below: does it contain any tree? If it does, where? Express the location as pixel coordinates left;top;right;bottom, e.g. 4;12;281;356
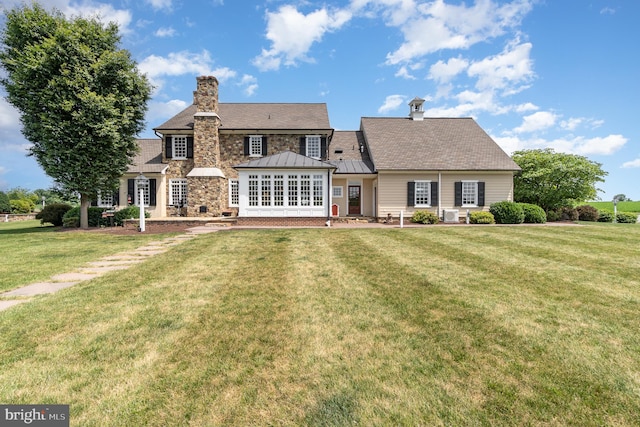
613;194;629;202
512;148;608;212
0;191;10;213
0;5;151;228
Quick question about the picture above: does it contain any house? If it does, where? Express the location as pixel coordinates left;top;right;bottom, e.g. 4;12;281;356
112;76;520;224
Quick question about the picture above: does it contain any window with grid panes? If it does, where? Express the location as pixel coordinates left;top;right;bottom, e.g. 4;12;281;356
249;136;263;157
172;136;188;159
414;181;431;206
229;180;239;207
462;181;478;205
306;136;321;159
313;175;323;206
135;181;150;206
261;175;271;206
300;175;311;205
274;175;284;206
97;192;113;207
169;179;187;206
249;175;259;206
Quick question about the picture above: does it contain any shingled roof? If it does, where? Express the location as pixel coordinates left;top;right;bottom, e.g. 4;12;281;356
327;131;375;174
361;117;520;171
154;103;332;131
127;139;166;173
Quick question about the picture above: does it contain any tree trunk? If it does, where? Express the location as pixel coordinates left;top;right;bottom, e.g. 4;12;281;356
80;193;90;229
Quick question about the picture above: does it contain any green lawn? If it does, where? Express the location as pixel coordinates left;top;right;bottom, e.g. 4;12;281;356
1;223;639;425
0;220;179;292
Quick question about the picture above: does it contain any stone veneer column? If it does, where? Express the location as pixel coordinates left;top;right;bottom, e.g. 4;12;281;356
187;76;224;217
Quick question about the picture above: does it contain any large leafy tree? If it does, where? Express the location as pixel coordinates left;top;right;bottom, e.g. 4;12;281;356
0;4;151;228
512;148;608;212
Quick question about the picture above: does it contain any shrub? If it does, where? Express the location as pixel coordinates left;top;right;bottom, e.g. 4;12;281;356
616;212;638;224
63;216;79;228
410;210;439;224
597;210;614;223
489;201;524;224
470;211;495;224
0;191;10;213
10;198;35;213
62;206;108;227
576;205;599;222
546;209;561;222
35;203;72;226
561;206;578;221
518;203;546;224
113;206;148;226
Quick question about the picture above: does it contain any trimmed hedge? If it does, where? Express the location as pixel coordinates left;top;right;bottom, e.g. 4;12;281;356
62;206;107;227
35;203;73;226
597;210;614;223
410;210;439;224
490;201;524;224
470;211;495;224
518;203;546;224
113;206;148;226
616;212;638;224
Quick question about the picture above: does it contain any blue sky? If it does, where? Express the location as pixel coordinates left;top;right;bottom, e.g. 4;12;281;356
1;0;638;201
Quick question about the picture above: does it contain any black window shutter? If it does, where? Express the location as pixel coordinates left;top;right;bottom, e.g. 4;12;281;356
321;137;327;160
454;182;462;206
90;199;97;207
478;182;485;206
150;179;157;206
127;179;135;204
113;190;120;206
407;181;416;207
262;137;268;156
165;136;172;158
244;137;250;155
431;181;438;206
187;137;194;158
299;137;306;156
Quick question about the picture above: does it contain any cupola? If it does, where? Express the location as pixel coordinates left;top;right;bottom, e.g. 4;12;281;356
408;97;425;121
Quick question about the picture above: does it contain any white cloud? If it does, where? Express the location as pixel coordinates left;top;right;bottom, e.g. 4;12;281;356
600;7;616;15
493;134;627;156
514;111;557;133
145;0;173;12
395;66;417;80
385;0;533;65
467;40;534;94
622;158;640;168
428;56;469;83
239;75;259;96
155;27;177;38
253;5;352;71
146;99;188;126
378;95;406;113
515;102;538;113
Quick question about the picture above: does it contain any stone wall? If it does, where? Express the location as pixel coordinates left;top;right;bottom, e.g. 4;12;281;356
2;213;37;222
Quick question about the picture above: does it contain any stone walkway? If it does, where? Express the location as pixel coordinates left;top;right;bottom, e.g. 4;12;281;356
0;226;218;312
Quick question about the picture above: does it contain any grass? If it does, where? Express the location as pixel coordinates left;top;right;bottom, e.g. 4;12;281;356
0;220;180;292
581;200;640;213
1;223;640;425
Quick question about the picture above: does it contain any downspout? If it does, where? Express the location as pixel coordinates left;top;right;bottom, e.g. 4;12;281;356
326;167;332;227
438;172;442;219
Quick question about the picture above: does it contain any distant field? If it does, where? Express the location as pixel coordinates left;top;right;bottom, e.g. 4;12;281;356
580;201;640;213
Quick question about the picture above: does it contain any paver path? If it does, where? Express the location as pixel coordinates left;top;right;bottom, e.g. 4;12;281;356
0;227;217;312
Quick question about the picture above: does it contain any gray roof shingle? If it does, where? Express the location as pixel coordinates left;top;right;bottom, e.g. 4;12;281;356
127;139;166;173
328;131;375;174
155;103;331;131
361;117;520;171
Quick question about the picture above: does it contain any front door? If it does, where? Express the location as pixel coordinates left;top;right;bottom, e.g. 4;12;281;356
348;185;361;215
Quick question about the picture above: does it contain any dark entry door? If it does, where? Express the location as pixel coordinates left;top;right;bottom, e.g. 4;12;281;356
348;185;361;215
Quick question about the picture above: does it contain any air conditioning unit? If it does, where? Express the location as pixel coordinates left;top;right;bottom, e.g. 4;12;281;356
443;209;460;223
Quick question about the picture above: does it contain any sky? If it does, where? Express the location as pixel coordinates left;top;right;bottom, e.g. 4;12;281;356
0;0;638;201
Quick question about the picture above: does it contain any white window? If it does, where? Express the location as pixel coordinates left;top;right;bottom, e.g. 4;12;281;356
229;179;239;207
97;192;114;207
172;136;188;159
169;179;187;206
462;181;478;206
415;181;431;207
333;186;343;198
306;135;321;159
249;135;263;157
247;173;325;208
135;181;150;207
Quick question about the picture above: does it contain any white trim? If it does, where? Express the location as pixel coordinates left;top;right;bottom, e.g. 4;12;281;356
461;180;479;207
414;180;432;207
332;186;343;198
305;135;321;159
172;135;188;160
169;178;187;206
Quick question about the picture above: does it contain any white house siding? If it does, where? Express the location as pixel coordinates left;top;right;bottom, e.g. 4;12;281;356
331;177;376;217
377;170;514;218
117;174;167;219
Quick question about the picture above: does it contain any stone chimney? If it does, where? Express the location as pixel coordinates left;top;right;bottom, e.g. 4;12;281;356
187;76;224;217
408;96;425;121
192;76;221;168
